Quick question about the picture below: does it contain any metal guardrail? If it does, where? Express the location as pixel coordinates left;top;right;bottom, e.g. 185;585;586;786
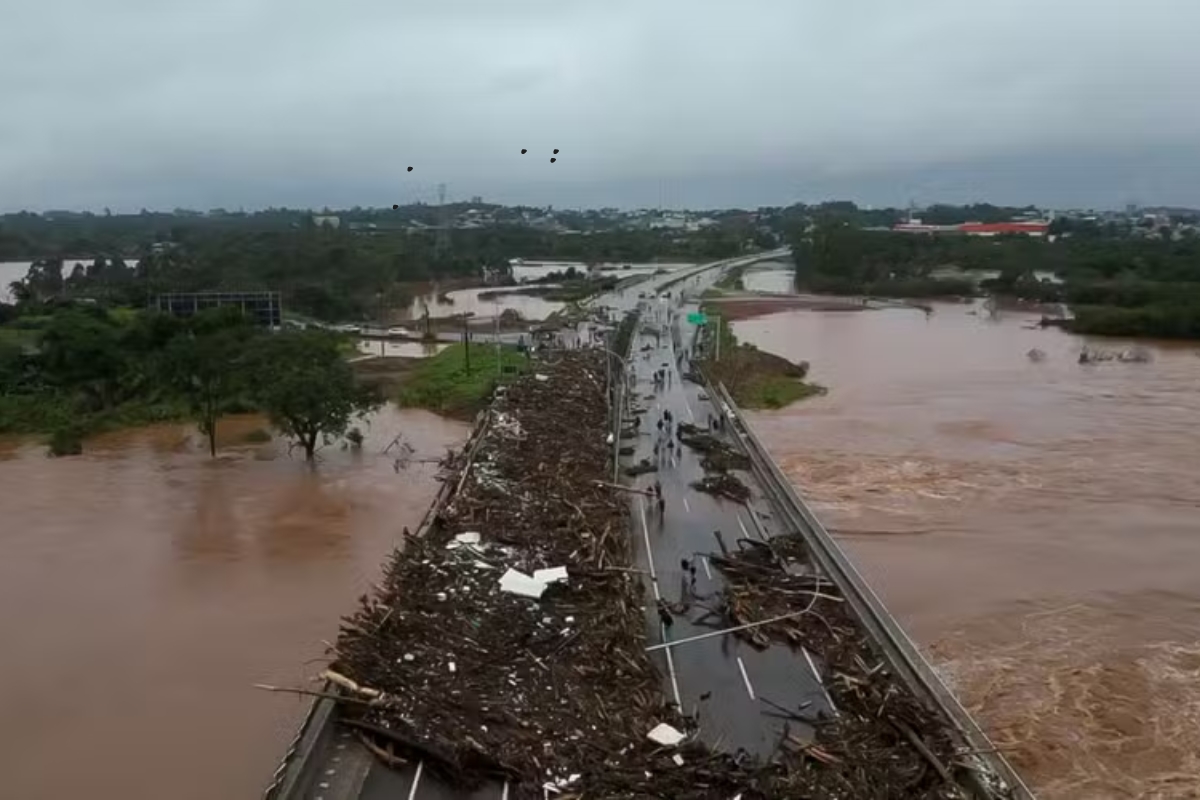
708;380;1035;800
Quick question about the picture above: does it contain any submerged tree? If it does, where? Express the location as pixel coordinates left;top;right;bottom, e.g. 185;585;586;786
246;329;380;461
167;307;257;457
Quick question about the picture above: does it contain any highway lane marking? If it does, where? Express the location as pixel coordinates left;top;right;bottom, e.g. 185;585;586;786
802;647;838;716
407;760;424;800
501;782;509;800
661;621;683;708
684;397;695;422
638;498;661;601
682;496;691;513
736;656;757;700
701;555;712;579
737;513;761;542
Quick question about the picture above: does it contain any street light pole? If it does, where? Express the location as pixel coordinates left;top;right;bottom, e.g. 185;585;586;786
456;312;475;373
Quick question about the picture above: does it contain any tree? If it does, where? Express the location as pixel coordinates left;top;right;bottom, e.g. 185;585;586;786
38;309;126;410
167;308;257;457
246;330;380;461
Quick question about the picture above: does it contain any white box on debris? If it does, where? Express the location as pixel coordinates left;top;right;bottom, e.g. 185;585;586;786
446;531;481;550
533;566;568;584
499;568;548;599
646;722;686;746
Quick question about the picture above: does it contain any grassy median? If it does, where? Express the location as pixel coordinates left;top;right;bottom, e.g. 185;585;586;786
394;342;529;418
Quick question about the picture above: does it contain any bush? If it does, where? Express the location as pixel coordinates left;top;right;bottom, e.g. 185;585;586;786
47;424;85;457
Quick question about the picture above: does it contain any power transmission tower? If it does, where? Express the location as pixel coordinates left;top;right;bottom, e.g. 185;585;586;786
436;183;451;259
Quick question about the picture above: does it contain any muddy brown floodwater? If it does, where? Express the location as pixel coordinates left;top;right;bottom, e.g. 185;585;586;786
0;407;468;800
735;300;1200;800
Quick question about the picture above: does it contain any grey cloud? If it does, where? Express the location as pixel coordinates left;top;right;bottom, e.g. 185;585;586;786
2;0;1199;211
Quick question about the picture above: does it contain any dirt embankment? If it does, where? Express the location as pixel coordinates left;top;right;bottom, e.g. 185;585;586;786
707;294;870;321
695;343;826;411
351;357;422;396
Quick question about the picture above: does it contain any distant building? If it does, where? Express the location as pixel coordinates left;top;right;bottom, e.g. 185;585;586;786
312;215;341;229
958;222;1049;237
155;291;283;328
891;220;1049;237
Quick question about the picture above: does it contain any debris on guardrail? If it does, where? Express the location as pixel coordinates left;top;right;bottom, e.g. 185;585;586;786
709;532;980;798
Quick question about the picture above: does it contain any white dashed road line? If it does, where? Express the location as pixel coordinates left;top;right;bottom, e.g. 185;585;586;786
406;761;424;800
736;656;756;700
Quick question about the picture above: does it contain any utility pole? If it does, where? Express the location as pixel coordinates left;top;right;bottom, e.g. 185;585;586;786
494;301;501;380
460;312;474;373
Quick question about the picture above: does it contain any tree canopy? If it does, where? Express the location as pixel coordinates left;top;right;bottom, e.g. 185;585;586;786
245;329;380;461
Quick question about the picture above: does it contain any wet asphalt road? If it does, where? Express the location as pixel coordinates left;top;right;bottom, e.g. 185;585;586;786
296;255;815;800
623;291;831;758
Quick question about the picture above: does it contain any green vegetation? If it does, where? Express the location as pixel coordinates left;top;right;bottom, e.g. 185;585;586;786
787;220;1200;339
696;302;825;410
395;343;528;418
790;223;978;298
0;302;377;458
244;330;380;460
750;375;827;409
2;206;765;324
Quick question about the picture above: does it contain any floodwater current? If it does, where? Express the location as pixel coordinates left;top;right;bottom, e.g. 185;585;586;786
735;290;1200;800
3;272;1199;799
0;408;469;800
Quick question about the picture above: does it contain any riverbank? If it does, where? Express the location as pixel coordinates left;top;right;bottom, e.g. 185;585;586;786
697;301;825;409
703;292;872;320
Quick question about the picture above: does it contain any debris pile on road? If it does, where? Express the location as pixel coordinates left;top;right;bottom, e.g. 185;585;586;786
677;421;753;502
317;349;766;797
711;533;977;798
677;421;751;473
691;473;752;503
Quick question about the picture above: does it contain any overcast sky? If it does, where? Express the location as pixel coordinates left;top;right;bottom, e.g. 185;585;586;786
3;0;1200;212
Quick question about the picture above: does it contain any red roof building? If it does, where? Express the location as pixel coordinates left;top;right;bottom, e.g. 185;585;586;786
957;222;1050;236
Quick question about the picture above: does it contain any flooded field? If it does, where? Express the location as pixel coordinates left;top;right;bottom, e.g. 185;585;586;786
735;301;1200;799
0;408;469;800
740;262;795;293
395;284;567;323
355;339;449;358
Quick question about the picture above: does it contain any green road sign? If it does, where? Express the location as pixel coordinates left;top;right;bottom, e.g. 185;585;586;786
686;312;708;325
